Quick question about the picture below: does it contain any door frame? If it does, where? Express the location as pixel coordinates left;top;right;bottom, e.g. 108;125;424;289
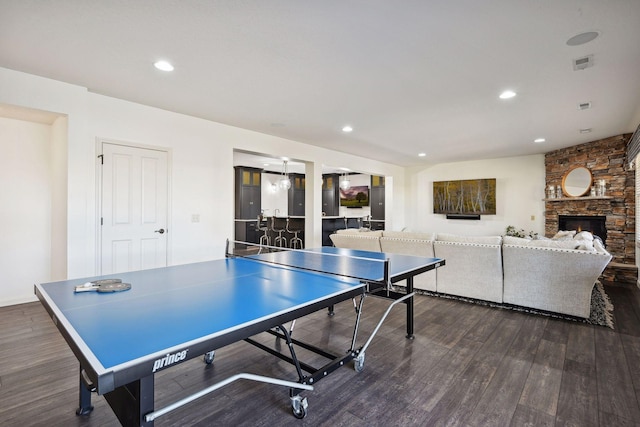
95;138;172;275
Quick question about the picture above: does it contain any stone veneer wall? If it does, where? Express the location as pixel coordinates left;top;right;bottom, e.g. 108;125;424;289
545;134;636;283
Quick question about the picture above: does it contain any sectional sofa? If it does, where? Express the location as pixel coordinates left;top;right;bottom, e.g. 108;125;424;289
328;229;612;319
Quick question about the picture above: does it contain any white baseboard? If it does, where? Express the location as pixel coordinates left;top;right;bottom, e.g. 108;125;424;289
0;294;39;308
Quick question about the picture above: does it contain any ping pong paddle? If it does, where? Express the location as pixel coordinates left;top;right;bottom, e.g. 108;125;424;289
74;279;131;293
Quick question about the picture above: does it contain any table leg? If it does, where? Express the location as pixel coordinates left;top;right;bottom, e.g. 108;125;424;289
406;277;415;339
76;367;94;416
104;375;155;426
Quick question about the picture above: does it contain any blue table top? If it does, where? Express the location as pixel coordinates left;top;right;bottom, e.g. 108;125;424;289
36;257;364;373
35;247;442;389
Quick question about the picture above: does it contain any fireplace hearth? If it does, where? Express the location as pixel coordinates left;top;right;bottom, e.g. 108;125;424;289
558;215;607;244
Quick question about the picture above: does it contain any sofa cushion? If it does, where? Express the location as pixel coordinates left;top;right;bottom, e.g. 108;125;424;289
379;236;436;292
329;233;382;252
502;235;531;246
382;230;436;240
436;233;502;245
335;229;383;237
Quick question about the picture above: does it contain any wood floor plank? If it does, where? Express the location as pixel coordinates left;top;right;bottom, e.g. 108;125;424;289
510;404;555;426
518;338;565;416
555;359;599;427
565;321;595;366
620;333;640;394
608;284;640;337
410;337;483;412
595;326;640;422
505;314;547;360
421;355;501;426
422;315;524;426
467;356;531;427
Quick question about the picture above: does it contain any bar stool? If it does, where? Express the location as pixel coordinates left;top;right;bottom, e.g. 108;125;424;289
287;217;304;249
257;215;270;246
271;216;288;248
361;215;371;230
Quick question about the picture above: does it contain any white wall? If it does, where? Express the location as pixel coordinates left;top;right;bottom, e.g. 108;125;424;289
261;172;288;217
0;67;405;294
0;67;90;280
0;117;53;305
405;154;546;236
50;116;68;281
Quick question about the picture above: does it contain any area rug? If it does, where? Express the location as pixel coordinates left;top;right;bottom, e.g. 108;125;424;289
397;281;614;329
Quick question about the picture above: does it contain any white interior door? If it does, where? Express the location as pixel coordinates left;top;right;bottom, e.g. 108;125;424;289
101;142;169;274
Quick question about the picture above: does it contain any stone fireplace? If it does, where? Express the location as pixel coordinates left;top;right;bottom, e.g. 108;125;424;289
545;134;636;283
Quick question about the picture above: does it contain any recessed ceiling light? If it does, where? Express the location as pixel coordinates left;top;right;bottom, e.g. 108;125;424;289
342;125;353;133
154;60;174;72
418;152;427;157
499;90;516;99
566;31;599;46
534;138;546;143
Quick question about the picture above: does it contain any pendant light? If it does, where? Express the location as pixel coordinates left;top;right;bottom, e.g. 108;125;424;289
339;173;350;190
279;160;291;190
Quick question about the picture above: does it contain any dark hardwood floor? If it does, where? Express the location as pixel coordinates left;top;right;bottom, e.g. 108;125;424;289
2;281;640;426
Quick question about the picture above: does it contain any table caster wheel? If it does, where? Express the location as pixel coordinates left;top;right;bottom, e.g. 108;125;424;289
291;396;308;419
354;353;365;373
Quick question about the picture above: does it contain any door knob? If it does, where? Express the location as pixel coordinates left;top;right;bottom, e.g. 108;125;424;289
154;228;165;234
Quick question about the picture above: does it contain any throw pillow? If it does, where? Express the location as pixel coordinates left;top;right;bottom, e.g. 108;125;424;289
527;239;593;251
552;230;576;240
574;231;594;241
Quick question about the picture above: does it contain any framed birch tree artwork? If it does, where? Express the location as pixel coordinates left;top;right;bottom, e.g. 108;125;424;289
433;178;496;215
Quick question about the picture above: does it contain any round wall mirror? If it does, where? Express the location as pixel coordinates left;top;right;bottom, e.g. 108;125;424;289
562;166;592;197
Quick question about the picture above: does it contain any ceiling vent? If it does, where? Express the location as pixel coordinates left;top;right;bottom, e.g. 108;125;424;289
578;102;592;110
573;55;594;71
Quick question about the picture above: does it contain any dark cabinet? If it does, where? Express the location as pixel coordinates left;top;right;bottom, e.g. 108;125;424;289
322;174;339;216
288;174;305;216
235;220;260;244
235;167;262;219
370;175;385;229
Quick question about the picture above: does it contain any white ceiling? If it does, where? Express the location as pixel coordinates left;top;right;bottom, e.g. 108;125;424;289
2;1;640;168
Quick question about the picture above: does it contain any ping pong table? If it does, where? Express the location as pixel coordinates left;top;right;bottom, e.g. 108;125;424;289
35;242;444;426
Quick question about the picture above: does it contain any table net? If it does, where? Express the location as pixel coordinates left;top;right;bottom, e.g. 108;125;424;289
227;240;388;284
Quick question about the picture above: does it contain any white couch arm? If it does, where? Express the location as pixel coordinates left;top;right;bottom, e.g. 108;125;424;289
502;245;612;318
